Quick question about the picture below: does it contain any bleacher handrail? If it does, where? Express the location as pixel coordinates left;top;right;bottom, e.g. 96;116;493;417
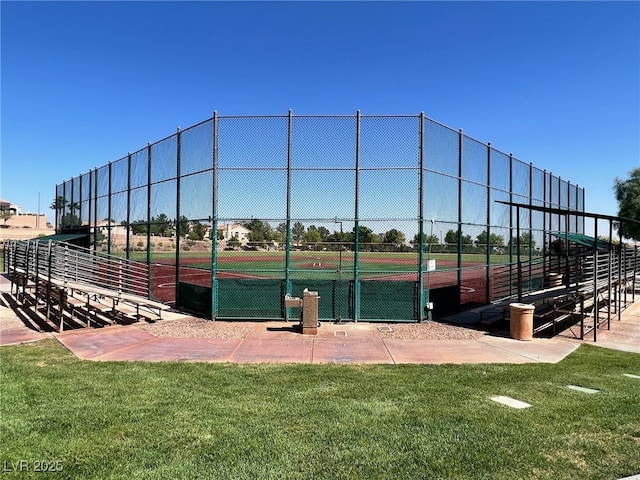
4;239;150;299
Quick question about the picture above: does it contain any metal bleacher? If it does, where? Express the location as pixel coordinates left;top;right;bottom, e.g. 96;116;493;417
472;246;639;341
525;248;638;340
3;238;168;332
5;238;149;297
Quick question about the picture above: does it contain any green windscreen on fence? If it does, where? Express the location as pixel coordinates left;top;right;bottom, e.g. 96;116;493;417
290;279;351;321
177;282;211;316
182;279;418;321
217;278;283;319
359;280;417;322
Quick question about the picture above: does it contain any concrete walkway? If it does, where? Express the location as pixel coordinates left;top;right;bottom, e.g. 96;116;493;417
2;275;639;364
49;322;581;364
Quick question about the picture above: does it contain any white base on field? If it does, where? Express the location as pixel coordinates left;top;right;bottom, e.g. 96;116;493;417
490;396;531;409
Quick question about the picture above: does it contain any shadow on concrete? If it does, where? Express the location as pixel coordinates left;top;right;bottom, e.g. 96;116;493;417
1;292;55;333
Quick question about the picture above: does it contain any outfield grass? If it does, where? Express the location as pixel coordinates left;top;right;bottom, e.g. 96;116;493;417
134;250;517;272
1;341;639;479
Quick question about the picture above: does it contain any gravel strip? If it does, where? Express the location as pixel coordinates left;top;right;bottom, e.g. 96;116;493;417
138;317;485;340
138;318;256;339
375;322;485;340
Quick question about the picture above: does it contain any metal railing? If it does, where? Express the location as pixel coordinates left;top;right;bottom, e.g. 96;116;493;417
4;239;150;299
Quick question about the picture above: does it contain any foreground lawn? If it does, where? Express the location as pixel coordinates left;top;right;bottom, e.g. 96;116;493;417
1;341;639;480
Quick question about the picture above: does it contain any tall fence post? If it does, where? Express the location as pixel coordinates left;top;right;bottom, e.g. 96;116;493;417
285;109;293;320
543;169;548;287
126;152;132;260
92;168;98;249
175;127;182;308
54;184;59;231
486;142;492;304
71;176;78;232
608;219;614;328
528;163;533;289
353;110;361;322
88;170;94;246
78;173;83;231
107;161;112;259
146;143;152;300
211;111;219;319
417;112;426;322
457;129;463;304
509;153;514;297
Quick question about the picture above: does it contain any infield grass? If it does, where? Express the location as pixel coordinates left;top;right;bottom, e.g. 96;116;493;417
1;341;639;479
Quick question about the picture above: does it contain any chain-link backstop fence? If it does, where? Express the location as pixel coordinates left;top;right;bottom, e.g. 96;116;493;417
54;112;586;322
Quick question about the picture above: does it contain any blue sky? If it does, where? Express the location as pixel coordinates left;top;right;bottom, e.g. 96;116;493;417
2;1;639;227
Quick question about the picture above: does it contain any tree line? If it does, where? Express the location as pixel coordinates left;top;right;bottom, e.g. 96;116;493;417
49;195;540;253
51;168;640;244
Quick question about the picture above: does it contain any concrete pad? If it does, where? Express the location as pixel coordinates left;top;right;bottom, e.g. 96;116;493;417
230;338;314;364
56;328;156;360
247;322;380;341
3;278;637;365
312;338;394;364
1;300;51;345
95;337;242;362
590;319;640;353
383;339;534;364
0;327;50;345
622;301;640;317
594;341;640;355
478;336;579;363
247;324;304;339
491;396;531;409
316;323;380;340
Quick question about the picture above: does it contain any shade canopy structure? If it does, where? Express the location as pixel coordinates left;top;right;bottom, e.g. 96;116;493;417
549;232;614;253
496;200;640;235
33;233;89;244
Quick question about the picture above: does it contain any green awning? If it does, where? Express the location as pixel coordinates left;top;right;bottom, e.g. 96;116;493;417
34;233;89;244
550;232;613;252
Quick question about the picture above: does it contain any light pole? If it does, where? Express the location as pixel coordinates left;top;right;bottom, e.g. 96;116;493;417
335;217;343;322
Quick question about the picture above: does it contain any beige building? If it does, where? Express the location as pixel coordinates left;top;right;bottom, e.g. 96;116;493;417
0;199;53;241
217;223;251;245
